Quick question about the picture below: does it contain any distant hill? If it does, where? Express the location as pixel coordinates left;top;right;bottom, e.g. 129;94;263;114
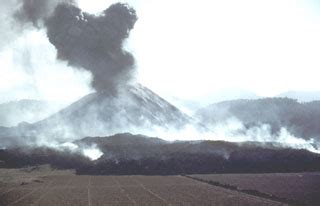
195;98;320;141
277;91;320;102
0;100;67;127
203;89;260;104
1;133;320;175
167;89;260;114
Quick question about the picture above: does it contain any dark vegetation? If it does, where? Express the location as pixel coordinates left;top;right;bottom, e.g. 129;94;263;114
1;133;320;175
196;97;320;140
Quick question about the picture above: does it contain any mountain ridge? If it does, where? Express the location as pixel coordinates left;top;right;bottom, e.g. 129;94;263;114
195;97;320;141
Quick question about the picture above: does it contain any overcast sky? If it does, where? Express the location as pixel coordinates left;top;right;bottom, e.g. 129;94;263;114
1;0;320;103
123;0;320;99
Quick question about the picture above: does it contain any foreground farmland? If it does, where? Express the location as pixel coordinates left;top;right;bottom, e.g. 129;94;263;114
0;167;285;206
192;173;320;206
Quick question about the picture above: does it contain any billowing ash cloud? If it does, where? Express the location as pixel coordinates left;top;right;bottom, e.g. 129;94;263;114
14;0;75;27
45;3;138;93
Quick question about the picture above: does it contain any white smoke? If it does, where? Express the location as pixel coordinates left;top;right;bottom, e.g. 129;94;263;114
169;118;320;154
62;142;103;161
42;141;103;161
82;146;104;161
90;115;319;154
112;115;317;154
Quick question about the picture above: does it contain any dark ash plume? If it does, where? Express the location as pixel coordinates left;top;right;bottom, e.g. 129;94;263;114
15;0;75;27
46;3;138;93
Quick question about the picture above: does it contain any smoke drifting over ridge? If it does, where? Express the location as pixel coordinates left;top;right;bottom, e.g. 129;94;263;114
46;3;138;93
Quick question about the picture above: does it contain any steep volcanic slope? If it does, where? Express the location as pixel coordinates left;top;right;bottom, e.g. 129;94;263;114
195;98;320;141
0;84;198;143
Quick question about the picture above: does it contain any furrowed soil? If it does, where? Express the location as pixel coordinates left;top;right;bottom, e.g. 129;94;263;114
0;166;291;205
191;173;320;206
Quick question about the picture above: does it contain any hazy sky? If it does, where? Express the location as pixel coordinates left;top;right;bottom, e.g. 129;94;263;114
119;0;320;99
1;0;320;103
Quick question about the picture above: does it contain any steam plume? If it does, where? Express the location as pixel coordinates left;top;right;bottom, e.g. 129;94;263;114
46;3;138;93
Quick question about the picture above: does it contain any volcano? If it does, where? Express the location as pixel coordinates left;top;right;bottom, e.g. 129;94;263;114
0;84;200;144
